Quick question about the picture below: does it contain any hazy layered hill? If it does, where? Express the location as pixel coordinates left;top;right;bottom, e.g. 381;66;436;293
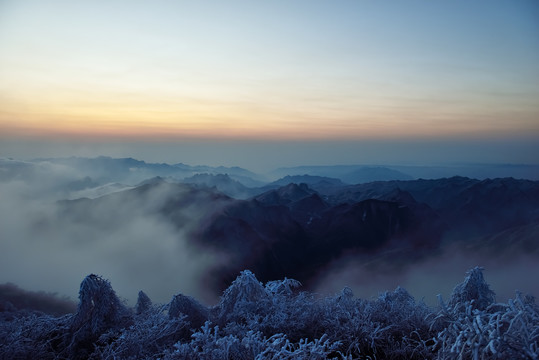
3;157;538;198
0;157;264;188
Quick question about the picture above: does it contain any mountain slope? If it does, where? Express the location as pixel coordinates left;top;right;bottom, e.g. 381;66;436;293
54;176;539;296
327;176;539;237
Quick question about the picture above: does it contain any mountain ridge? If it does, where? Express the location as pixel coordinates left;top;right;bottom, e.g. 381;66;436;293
54;175;539;295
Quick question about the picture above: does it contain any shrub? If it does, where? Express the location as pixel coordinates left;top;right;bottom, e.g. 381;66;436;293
67;274;133;359
1;268;537;359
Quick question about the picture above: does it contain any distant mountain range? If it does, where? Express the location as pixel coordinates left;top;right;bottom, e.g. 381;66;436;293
3;157;538;194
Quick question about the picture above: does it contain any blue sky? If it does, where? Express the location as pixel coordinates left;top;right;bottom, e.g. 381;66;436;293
0;0;538;170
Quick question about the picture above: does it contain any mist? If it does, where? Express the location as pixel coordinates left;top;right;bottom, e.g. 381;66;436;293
313;242;539;306
0;163;221;305
1;154;538;310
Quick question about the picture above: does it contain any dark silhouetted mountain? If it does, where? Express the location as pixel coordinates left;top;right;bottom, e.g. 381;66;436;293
321;177;476;205
254;183;316;206
288;193;330;223
182;173;255;199
55;176;538;297
190;182;446;291
264;175;345;194
254;184;330;225
327;177;539;238
195;198;310;289
174;163;267;187
305;196;446;263
56;180;445;294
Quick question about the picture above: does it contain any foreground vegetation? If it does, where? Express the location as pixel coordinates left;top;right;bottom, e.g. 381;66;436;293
1;267;537;359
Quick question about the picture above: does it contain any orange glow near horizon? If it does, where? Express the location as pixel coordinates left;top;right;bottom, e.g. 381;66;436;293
2;94;538;142
1;1;538;144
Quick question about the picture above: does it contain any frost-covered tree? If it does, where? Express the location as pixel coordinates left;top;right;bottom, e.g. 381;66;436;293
447;266;496;311
1;268;537;359
265;277;302;296
431;268;538;359
0;313;71;359
67;274;132;359
94;304;189;359
215;270;270;326
135;290;152;315
169;293;209;330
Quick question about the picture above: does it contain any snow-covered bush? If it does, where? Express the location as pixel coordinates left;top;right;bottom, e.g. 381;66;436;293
135;290;152;315
0;267;537;359
447;267;496;312
67;274;133;359
315;286;433;359
168;322;342;360
0;313;71;359
217;272;326;343
169;293;209;330
215;270;271;327
168;322;254;359
93;304;189;359
265;277;302;296
431;267;539;359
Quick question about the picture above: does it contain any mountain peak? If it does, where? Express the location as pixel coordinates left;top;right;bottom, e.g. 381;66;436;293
254;183;315;206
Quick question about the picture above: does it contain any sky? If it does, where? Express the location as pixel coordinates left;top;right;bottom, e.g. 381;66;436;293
1;0;539;304
1;0;538;171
